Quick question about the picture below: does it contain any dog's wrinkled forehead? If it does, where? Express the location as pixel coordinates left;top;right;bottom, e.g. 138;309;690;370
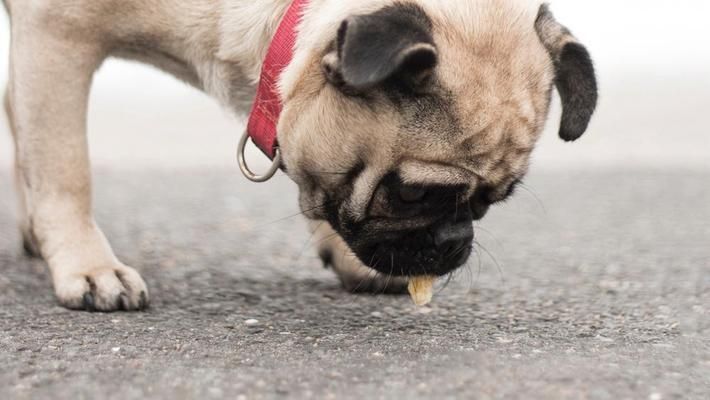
395;0;555;186
279;0;596;218
281;0;549;180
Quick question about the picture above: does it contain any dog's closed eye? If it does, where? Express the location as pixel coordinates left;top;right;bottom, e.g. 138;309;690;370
470;180;521;220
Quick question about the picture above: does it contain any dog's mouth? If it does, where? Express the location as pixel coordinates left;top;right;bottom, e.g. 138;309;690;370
297;172;478;277
326;205;476;277
347;227;474;277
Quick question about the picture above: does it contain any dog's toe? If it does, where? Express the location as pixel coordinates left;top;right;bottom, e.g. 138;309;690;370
21;233;41;259
314;222;408;295
322;247;408;294
54;264;149;312
335;262;409;295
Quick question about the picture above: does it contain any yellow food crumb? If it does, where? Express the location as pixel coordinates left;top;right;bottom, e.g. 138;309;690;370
408;276;436;306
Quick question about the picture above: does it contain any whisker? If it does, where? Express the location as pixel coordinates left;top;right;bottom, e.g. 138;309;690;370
474;240;506;284
438;271;455;293
308;170;350;176
340;249;368;308
475;247;483;286
464;256;476;293
463;247;484;293
349;253;379;295
313;232;340;248
293;221;325;262
260;201;335;227
518;182;547;216
380;252;395;296
473;224;505;251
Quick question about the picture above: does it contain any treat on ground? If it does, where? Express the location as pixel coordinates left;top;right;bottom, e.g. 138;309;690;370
408;276;436;306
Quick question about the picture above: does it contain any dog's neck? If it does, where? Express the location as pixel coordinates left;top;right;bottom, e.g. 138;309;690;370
143;1;295;111
177;0;371;111
201;0;294;110
217;1;294;83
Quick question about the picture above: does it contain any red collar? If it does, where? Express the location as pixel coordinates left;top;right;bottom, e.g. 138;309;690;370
246;0;308;160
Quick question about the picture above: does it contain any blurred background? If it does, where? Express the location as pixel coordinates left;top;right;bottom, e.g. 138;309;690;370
0;0;708;171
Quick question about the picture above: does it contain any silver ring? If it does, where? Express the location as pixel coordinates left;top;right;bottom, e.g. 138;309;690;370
237;130;282;183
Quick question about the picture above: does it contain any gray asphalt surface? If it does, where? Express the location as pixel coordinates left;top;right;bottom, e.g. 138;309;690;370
1;168;709;399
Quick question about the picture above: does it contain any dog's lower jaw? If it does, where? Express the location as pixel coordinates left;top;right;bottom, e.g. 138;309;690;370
311;222;408;294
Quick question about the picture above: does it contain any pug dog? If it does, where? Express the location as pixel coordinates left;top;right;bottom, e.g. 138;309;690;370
2;0;597;311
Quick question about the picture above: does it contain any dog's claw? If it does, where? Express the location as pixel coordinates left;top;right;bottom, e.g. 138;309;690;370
138;291;149;310
82;292;96;312
119;293;130;311
319;249;333;269
21;236;41;259
54;264;149;312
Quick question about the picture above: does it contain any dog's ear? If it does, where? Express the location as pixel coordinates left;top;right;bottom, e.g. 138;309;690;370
535;4;598;142
322;4;438;92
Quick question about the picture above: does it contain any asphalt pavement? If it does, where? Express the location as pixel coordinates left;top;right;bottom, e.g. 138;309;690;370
1;167;709;399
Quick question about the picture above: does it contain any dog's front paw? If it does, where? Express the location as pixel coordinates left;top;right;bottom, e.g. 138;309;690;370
321;249;408;294
313;223;408;295
52;263;149;312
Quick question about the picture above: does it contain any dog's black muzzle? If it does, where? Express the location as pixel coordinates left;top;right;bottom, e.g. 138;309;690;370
352;210;475;277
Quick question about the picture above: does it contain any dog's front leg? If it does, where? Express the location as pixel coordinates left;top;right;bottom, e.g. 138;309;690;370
311;222;408;294
6;25;148;311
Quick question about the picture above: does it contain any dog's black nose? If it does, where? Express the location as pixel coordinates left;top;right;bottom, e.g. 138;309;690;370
432;220;474;266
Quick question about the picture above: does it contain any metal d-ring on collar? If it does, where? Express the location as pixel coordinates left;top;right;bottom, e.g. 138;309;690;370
237;130;282;183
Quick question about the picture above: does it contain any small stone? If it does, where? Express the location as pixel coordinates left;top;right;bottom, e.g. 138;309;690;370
652;343;674;349
111;347;121;353
245;319;260;326
370;311;383;318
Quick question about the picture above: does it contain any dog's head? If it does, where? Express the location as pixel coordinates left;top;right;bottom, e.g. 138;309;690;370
277;0;597;277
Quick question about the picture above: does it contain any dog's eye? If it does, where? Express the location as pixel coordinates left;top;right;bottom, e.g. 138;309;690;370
473;180;522;208
399;186;428;203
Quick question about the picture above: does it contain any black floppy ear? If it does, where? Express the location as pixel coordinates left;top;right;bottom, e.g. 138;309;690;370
322;4;438;91
535;4;598;142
